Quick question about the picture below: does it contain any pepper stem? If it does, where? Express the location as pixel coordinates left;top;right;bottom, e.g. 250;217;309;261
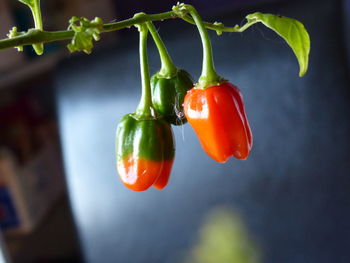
146;21;177;78
184;5;223;88
135;22;154;119
28;0;44;55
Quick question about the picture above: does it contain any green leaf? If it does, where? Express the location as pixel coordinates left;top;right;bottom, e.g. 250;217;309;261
246;12;310;77
67;17;103;54
67;31;94;54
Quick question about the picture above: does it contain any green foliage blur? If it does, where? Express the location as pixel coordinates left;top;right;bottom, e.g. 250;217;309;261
184;207;260;263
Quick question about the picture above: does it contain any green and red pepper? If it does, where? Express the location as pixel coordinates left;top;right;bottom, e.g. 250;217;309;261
116;22;175;191
116;114;174;191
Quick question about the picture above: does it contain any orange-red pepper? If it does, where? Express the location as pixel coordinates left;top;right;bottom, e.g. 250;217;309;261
183;82;252;163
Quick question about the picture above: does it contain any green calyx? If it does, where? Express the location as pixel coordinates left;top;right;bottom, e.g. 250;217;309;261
116;114;175;162
196;75;227;89
151;69;193;125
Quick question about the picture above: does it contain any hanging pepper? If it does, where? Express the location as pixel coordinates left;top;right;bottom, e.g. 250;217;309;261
116;21;175;191
178;4;253;162
184;82;252;162
151;69;193;125
116;114;174;191
147;22;193;125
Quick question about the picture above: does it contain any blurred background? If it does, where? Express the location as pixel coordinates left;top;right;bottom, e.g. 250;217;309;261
0;0;349;262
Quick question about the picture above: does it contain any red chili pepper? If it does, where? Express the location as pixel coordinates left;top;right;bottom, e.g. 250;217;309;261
184;82;252;163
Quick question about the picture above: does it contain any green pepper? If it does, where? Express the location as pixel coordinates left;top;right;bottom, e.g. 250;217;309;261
151;69;193;125
116;114;174;191
147;22;194;125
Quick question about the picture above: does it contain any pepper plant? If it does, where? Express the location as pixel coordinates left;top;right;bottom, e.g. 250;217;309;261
0;0;311;191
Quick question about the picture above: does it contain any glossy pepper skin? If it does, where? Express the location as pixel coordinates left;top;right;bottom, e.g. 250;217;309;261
116;114;175;191
151;69;193;125
184;82;253;163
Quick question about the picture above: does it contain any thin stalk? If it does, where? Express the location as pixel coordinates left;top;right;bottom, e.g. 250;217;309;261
146;21;177;78
136;24;154;118
31;0;43;30
0;10;255;51
28;0;44;54
184;5;222;88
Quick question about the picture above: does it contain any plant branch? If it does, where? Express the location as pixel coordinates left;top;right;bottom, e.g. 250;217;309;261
0;9;257;51
180;14;258;33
